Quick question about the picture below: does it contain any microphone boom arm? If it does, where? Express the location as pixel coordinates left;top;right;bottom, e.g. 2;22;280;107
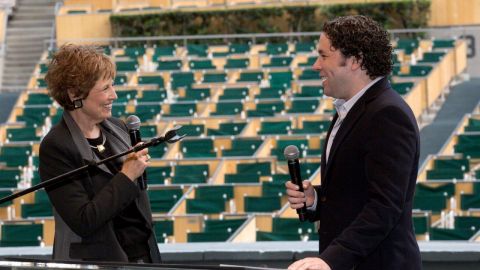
0;126;185;205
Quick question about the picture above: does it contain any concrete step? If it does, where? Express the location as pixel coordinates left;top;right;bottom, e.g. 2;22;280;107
7;27;52;34
9;19;53;28
3;66;37;73
4;60;38;68
17;0;56;6
12;13;54;20
6;33;51;42
5;52;43;61
6;46;45;54
16;6;55;12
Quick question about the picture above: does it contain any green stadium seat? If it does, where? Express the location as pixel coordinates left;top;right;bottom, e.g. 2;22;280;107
433;39;455;49
137;89;167;103
186;198;225;214
391;82;414;95
187;218;246;242
298;56;316;67
0;190;13;207
206;122;247;136
263;56;293;68
396;38;419;55
178;88;210;101
244;196;281;212
256;231;306;241
111;104;128;118
258;121;291;135
153;45;176;59
135;104;161;120
255;87;287;99
203;72;227;83
146;165;171;184
189;59;215;70
187;231;231;242
0;146;31;167
17;107;50;127
211;102;243;116
139;125;158;138
295;42;315;53
413;194;448;213
419;52;446;63
292;120;330;134
299;69;320;80
0;169;21;188
115;89;137;103
115;75;128;86
36;78;47;88
401;65;433;77
171;72;195;90
265;43;288;55
460;193;480;210
180;138;216;158
180;124;205;136
218;87;249;100
464;118;480;132
294;85;323;97
287;99;319;113
171;164;209;184
0;223;42;247
164;103;196;117
154;220;174;243
269;71;292;89
116;60;138;72
413;215;429;235
225;162;271;183
6;127;40;142
454;134;480;158
415;182;455;197
237;71;263;83
224;58;249;69
187;44;208;57
426;158;469;180
138;76;165;88
195;185;234;200
222;139;263;157
262;181;286;197
25;93;52;105
148;188;183;213
121;46;146;58
246;101;284;117
157;60;182;71
430;227;477;240
229;43;250;54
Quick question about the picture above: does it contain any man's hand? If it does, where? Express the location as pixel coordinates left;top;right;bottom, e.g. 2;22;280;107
288;257;331;270
285;180;315;209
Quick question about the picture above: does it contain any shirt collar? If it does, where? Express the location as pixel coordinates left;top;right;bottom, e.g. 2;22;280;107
333;76;383;120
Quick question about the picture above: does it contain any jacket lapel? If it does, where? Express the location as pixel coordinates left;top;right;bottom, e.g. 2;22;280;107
322;78;389;187
62;111;111;175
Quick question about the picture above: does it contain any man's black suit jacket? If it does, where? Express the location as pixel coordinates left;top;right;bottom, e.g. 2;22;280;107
308;77;422;270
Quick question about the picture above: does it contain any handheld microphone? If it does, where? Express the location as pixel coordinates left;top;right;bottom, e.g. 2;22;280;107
284;145;307;222
126;115;147;190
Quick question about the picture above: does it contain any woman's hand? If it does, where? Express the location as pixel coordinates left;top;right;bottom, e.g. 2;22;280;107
120;145;150;181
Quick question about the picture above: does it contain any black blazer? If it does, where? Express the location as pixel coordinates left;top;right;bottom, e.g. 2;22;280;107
308;77;422;270
39;112;161;262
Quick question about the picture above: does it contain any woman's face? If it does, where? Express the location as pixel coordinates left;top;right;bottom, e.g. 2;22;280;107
78;77;117;124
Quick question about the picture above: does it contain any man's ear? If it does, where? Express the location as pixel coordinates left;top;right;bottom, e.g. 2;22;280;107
350;56;363;71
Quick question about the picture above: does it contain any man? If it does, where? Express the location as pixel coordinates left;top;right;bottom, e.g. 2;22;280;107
286;15;421;270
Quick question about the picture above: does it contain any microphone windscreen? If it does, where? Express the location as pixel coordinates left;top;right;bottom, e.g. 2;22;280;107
284;145;300;160
126;115;141;130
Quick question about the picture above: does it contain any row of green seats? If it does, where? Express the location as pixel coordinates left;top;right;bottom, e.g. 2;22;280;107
426;158;469;180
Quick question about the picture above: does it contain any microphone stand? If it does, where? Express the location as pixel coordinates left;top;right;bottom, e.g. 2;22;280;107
0;126;185;205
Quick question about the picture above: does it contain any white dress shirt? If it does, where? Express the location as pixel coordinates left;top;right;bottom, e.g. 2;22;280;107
308;76;383;210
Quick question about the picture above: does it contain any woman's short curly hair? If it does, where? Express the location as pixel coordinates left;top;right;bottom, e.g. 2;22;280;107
45;44;115;111
323;15;392;78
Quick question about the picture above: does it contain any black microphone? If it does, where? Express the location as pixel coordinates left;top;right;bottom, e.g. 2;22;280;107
126;115;147;190
284;145;307;222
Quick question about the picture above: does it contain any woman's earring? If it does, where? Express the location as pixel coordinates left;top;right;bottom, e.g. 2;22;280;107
73;98;83;109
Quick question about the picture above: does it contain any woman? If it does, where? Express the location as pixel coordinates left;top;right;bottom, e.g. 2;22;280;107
39;44;161;263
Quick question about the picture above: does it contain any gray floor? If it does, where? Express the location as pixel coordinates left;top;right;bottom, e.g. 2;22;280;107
420;77;480;165
0;92;19;124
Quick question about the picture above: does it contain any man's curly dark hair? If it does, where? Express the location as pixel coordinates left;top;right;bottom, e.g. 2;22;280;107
323;15;393;79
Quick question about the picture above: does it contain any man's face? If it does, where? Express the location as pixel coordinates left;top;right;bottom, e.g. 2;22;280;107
312;33;352;100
